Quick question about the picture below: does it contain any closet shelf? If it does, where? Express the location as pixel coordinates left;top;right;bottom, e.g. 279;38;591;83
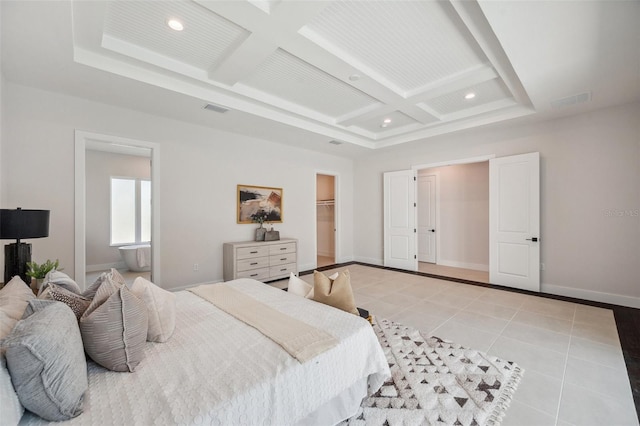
316;199;335;207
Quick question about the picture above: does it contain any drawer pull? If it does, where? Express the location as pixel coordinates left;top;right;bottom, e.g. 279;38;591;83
280;248;287;251
250;274;258;277
280;268;287;271
280;258;287;261
250;251;258;254
250;262;258;265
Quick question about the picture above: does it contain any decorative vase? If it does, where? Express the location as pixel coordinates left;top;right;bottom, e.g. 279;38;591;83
255;224;266;241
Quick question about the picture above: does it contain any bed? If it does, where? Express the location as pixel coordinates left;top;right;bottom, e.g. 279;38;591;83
14;278;390;425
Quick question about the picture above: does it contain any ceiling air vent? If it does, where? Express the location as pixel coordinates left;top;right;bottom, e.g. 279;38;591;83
551;92;591;109
329;140;343;145
203;103;229;113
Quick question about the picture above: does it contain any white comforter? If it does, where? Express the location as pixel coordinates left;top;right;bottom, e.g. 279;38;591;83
19;279;389;425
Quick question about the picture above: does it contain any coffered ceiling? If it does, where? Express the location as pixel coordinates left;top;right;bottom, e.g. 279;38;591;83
2;1;639;155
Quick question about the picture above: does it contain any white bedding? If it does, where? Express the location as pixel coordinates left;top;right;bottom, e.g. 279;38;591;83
19;279;389;425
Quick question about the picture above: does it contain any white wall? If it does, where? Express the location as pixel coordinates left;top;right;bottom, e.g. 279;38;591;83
354;102;640;307
418;162;489;271
85;150;151;269
1;82;355;289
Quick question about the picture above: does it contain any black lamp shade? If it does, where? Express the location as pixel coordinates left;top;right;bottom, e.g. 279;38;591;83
0;209;50;240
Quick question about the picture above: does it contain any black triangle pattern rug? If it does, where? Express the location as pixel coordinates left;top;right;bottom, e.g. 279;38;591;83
341;318;523;426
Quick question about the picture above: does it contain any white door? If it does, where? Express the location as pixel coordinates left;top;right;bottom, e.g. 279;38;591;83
417;175;436;263
383;170;417;270
489;152;540;291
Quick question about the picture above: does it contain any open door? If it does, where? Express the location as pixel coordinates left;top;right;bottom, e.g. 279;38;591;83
489;152;540;291
417;174;436;263
383;170;417;270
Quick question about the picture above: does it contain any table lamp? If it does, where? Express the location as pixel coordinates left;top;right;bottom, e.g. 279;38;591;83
0;208;50;285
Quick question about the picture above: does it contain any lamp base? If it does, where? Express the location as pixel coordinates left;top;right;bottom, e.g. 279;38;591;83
4;242;32;285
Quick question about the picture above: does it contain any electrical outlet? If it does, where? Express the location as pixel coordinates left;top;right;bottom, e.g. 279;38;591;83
193;263;199;271
540;263;545;271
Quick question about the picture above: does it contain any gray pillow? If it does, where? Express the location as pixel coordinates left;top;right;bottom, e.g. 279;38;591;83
39;270;81;295
1;299;87;421
80;281;148;372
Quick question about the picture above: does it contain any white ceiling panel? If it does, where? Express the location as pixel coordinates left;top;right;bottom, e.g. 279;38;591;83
428;78;512;116
241;49;380;118
7;0;630;153
302;0;488;95
103;1;249;71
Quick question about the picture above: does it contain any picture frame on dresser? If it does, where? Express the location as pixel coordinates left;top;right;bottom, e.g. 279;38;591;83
237;185;283;224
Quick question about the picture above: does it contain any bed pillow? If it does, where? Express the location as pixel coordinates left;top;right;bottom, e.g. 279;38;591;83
82;268;126;299
128;277;176;343
2;299;87;421
80;279;148;372
312;270;359;315
40;283;91;320
287;273;314;299
39;269;81;295
0;276;35;343
0;355;23;425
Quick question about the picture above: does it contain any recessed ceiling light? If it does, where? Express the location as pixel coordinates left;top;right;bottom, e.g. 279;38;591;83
464;92;476;100
167;19;184;31
383;118;392;124
380;123;389;128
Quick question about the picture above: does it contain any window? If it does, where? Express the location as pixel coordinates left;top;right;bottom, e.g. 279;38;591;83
111;177;151;245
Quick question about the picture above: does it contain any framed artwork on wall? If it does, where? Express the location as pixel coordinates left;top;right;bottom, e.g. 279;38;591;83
237;185;283;224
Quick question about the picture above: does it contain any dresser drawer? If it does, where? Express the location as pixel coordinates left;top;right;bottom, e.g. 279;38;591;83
236;268;270;281
237;256;270;272
269;263;297;279
237;246;270;260
270;253;297;267
268;242;296;256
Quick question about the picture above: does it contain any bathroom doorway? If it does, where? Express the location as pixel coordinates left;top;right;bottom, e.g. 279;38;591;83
316;174;336;267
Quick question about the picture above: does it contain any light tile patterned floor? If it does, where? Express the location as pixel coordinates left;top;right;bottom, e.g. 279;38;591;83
272;265;639;426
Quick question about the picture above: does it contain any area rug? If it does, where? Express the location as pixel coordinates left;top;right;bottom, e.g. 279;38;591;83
341;318;523;426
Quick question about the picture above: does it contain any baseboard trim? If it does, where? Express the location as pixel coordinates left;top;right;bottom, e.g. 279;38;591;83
542;283;640;310
86;262;125;273
168;279;223;292
435;260;489;272
353;256;383;266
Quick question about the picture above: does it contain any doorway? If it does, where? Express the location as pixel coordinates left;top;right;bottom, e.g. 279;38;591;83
316;174;336;267
75;131;161;288
416;163;490;283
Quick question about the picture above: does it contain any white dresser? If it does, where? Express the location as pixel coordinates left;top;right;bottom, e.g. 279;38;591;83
223;238;298;282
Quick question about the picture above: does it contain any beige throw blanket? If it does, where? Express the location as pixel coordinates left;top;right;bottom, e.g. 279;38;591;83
188;284;338;363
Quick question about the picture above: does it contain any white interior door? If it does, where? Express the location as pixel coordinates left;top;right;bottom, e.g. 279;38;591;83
383;170;417;270
489;152;540;291
417;175;436;263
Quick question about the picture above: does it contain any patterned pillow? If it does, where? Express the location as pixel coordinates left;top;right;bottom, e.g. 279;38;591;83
128;277;176;343
83;268;125;299
1;299;87;421
40;284;91;321
80;279;148;372
312;270;359;315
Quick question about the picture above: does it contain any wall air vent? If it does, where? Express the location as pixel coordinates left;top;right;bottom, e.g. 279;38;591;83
203;103;229;113
329;140;343;145
551;92;591;109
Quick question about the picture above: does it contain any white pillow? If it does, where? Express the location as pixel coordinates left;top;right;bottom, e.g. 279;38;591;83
128;277;176;343
0;276;35;342
0;356;23;425
288;273;314;299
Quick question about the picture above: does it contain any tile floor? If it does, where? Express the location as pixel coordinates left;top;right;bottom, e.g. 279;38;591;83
85;269;150;287
418;262;489;283
272;264;639;426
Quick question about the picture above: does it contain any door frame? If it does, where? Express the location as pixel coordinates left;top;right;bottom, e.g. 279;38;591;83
75;130;161;287
315;171;340;266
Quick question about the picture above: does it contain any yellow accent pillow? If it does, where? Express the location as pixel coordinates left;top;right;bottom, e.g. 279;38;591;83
312;270;358;315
